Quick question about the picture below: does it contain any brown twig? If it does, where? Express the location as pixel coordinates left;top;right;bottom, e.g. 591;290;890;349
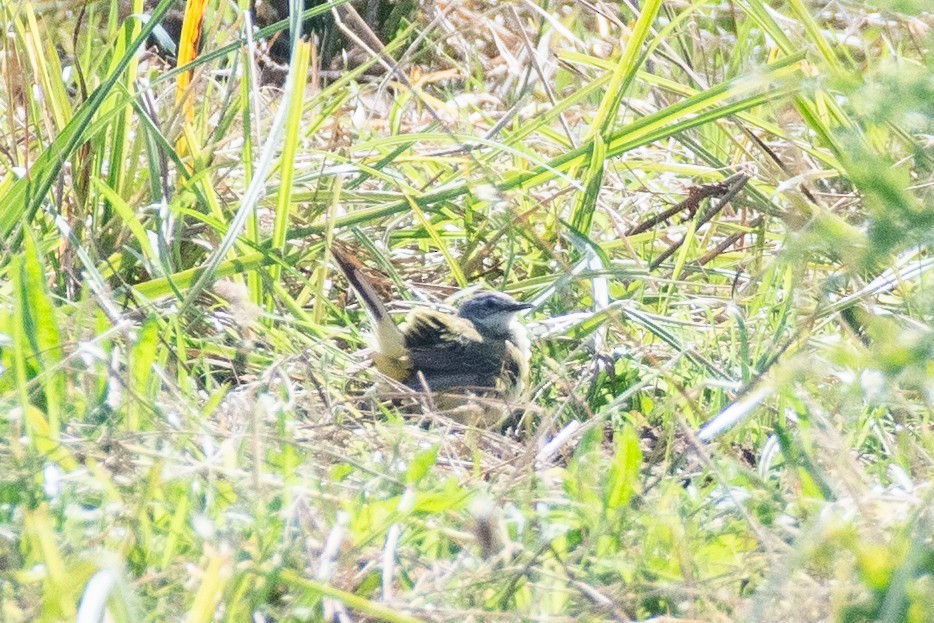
648;173;750;271
696;215;764;267
626;172;748;237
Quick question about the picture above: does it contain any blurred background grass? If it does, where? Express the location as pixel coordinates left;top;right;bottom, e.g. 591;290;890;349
1;0;933;621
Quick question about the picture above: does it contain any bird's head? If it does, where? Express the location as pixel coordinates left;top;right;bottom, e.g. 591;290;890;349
457;291;531;337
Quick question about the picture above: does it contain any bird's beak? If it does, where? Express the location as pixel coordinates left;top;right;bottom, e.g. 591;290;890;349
510;302;533;312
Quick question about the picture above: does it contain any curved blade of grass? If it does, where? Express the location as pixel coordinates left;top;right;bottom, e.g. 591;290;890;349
92;178;160;277
270;38;311;285
278;569;428;623
404;193;467;287
589;0;664;139
571;132;606;234
563;50;843;171
129;251;281;301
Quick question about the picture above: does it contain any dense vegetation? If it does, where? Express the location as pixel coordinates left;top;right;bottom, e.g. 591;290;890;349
1;0;932;621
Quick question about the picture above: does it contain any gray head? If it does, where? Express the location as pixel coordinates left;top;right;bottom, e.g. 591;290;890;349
457;291;531;338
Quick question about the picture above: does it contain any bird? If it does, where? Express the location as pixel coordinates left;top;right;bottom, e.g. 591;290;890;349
331;246;532;424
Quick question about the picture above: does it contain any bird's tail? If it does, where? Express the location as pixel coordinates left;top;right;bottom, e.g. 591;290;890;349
331;245;407;361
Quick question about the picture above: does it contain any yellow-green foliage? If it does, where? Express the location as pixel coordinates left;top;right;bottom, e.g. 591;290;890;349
1;0;932;621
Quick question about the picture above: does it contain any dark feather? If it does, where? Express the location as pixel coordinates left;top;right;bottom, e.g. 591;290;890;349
396;309;512;392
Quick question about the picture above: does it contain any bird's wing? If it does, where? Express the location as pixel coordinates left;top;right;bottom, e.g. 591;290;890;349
401;309;510;392
402;309;483;348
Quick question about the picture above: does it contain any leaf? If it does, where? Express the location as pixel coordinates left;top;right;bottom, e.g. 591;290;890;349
406;446;440;484
127;316;160;430
16;231;65;432
605;426;642;511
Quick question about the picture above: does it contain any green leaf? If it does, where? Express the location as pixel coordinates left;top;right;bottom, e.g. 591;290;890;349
17;231;65;431
127;316;160;430
605;426;642;511
406;446;440;484
570;133;606;235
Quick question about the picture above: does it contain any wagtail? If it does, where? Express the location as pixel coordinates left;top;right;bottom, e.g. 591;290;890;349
331;247;532;421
